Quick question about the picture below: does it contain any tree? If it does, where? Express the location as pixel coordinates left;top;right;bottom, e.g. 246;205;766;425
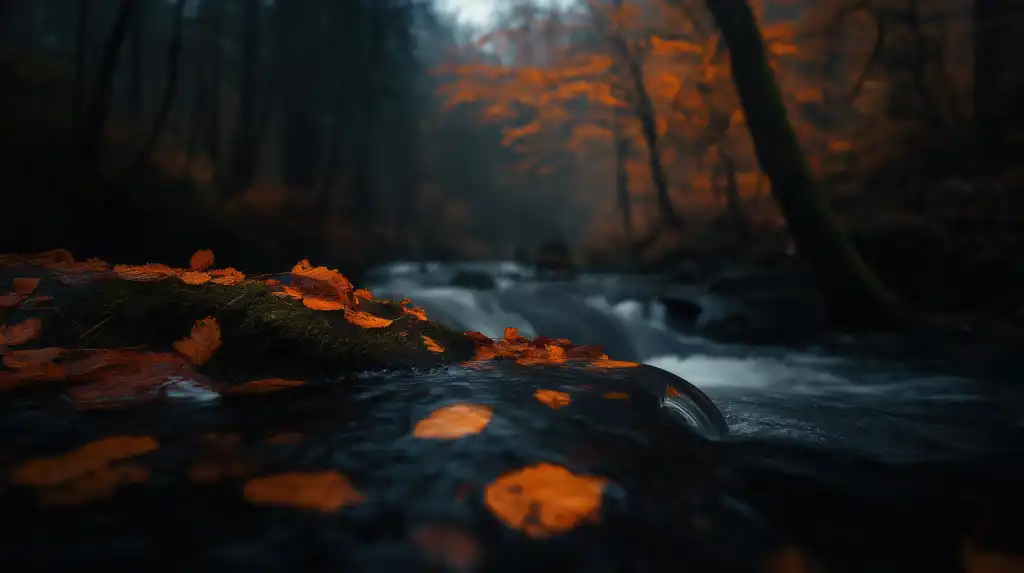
702;0;904;326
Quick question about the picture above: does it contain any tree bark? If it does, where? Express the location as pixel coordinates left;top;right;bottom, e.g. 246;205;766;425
703;0;904;327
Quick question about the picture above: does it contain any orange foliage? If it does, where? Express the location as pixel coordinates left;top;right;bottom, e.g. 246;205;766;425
534;388;571;409
0;317;42;346
422;335;445;353
224;378;306;395
343;309;393;329
413;403;494;439
243;471;364;512
410;524;482;572
484;463;608;538
173;316;222;365
189;249;215;271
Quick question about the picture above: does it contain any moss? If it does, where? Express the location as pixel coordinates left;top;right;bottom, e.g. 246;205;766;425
2;267;476;382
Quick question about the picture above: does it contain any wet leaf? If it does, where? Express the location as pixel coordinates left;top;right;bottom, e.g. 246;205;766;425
534;389;571;409
503;327;519;340
354;288;374;300
411;524;481;572
602;392;629;400
68;368;213;410
224;378;306;395
484;463;608;538
590;359;640;369
11;277;39;295
344;309;393;329
414;403;493;439
422;335;445;353
2;347;66;368
10;435;159;487
291;260;356;305
112;263;178;282
180;270;212;285
303;295;345;311
210;267;245;286
0;294;23;308
0;317;42;346
244;470;364;512
173;316;221;365
189;249;215;271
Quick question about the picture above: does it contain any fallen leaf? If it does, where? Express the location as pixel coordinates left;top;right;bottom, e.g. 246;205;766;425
211;267;245;286
180;270;212;285
2;347;66;368
344;309;393;329
411;524;481;572
504;327;519;340
272;284;305;300
666;386;682;398
403;304;428;321
534;389;571;409
68;368;214;410
190;249;215;271
224;378;306;395
590;359;640;369
0;317;42;346
173;316;221;365
303;295;345;311
244;471;364;512
413;403;493;439
484;463;608;538
422;335;445;353
11;277;39;295
29;249;75;265
10;435;159;487
0;294;22;308
354;288;374;300
112;263;178;282
602;392;630;400
290;260;356;305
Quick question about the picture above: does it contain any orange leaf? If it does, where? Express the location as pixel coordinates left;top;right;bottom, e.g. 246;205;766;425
180;271;212;285
602;392;629;400
422;335;445;353
343;309;393;329
0;317;42;346
483;463;607;538
274;285;305;300
29;249;75;265
11;277;39;295
2;347;66;368
590;359;640;369
413;403;493;439
0;294;22;308
173;316;221;365
224;378;306;395
290;260;355;303
354;288;374;300
189;249;215;271
534;389;571;409
113;263;178;282
244;471;364;512
411;524;481;572
10;435;159;487
402;305;428;321
503;327;519;340
303;295;345;311
211;267;245;286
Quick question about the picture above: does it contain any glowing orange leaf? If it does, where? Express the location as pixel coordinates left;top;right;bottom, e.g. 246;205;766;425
0;362;65;392
2;347;66;368
422;335;445;353
244;471;364;512
354;288;374;300
484;463;608;538
11;277;39;295
403;304;428;321
590;359;640;369
173;316;221;365
224;378;306;395
503;327;519;340
411;524;481;572
343;309;393;329
272;284;305;300
291;260;355;304
303;295;345;311
602;392;629;400
413;403;493;439
666;386;682;398
189;249;215;271
180;271;212;285
0;317;42;346
534;389;571;409
10;435;159;487
113;263;178;282
211;267;245;286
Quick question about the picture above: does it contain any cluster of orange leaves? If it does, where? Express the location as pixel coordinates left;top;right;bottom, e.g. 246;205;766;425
462;327;640;370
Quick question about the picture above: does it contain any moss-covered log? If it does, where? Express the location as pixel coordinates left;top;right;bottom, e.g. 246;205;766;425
0;262;476;384
702;0;906;328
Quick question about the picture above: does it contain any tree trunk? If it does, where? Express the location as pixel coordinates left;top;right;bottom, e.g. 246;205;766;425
127;0;144;118
625;55;680;228
703;0;903;327
228;0;260;194
716;147;752;245
78;0;135;175
123;0;187;173
72;0;91;131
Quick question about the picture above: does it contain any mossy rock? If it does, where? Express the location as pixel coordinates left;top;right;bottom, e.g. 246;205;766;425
0;263;476;385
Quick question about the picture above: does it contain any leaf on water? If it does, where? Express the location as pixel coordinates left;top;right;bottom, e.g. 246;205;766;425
173;316;221;365
534;389;571;409
303;295;345;311
483;463;608;538
112;263;178;282
10;435;159;487
223;378;306;395
244;471;364;512
422;335;445;353
180;270;212;285
0;317;42;346
211;267;245;286
68;365;210;410
602;392;629;400
590;359;640;369
189;249;215;271
413;403;493;439
2;347;66;368
343;309;393;329
410;524;482;572
11;277;39;295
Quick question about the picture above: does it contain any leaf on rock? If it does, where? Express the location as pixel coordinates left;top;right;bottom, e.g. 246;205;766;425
422;335;445;353
223;378;306;395
354;288;374;300
410;524;482;572
173;316;221;365
303;295;345;311
343;309;393;329
483;463;607;538
113;263;178;282
11;277;39;295
402;304;428;321
189;249;215;271
2;347;66;368
271;284;305;300
291;260;356;305
413;403;493;439
0;317;42;346
9;435;159;487
590;359;640;369
602;392;629;400
0;294;22;308
503;327;519;341
180;270;212;285
210;267;245;286
244;471;364;512
534;389;571;409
